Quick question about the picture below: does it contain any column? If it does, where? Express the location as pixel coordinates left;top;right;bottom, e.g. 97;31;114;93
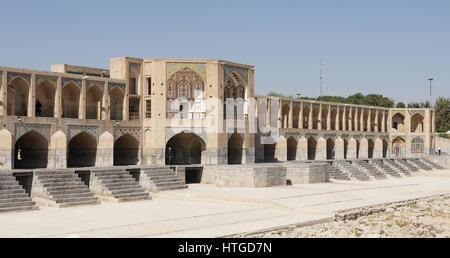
79;79;86;119
28;73;36;117
0;71;7;116
354;108;358;131
360;109;364;131
318;104;322;130
335;106;339;131
367;110;371;132
266;98;271;127
326;104;331;130
288;101;293;129
54;76;62;118
382;111;386;132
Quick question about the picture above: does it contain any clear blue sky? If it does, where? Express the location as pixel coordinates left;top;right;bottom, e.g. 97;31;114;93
1;0;449;104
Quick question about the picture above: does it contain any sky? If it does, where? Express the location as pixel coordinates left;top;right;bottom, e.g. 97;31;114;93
0;0;449;104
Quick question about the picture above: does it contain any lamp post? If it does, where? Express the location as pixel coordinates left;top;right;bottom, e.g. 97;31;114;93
428;78;434;108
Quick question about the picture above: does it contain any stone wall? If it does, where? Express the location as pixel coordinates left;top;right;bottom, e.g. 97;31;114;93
436;136;450;155
285;163;329;184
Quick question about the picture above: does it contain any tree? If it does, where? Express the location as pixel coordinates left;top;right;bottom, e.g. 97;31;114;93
434;97;450;133
396;102;406;108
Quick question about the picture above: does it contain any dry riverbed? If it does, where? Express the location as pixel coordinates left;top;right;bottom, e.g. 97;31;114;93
250;194;450;238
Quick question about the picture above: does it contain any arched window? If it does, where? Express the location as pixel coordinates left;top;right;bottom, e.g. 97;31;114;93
193;80;203;100
167;80;175;99
411;137;424;154
178;81;189;99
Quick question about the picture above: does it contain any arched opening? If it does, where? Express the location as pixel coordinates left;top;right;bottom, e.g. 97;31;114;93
392;113;405;132
377;113;383;132
326;138;335;160
228;133;244;164
370;112;376;131
307;137;316;160
287;137;297;161
68;132;97;167
346;108;352;131
411;113;424;133
362;110;369;131
7;77;29;116
312;107;320;129
110;87;124;120
293;104;300;128
343;139;348;159
338;109;344;130
330;108;337;130
166;132;205;165
86;86;103;119
368;139;374;158
356;140;360;159
263;144;276;162
411;137;424;154
62;82;80;118
392;137;405;158
114;134;139;166
281;103;290;128
35;81;55;117
382;139;388;158
321;106;328;130
302;105;310;129
356;110;362;131
14;131;48;169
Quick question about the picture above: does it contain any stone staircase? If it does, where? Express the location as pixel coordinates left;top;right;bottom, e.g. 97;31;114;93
0;172;37;213
354;160;387;180
372;159;403;178
397;159;418;173
384;159;410;176
90;168;151;202
327;163;350;181
409;159;433;171
32;170;100;207
140;167;188;192
421;158;445;169
335;161;371;181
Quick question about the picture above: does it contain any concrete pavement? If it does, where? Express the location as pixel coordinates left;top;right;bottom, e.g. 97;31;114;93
1;170;450;238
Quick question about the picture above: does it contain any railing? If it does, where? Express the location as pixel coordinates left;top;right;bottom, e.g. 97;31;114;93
129;112;140;120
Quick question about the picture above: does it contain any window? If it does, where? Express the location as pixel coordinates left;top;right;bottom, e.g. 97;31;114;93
146;100;151;118
393;122;398;130
411;137;424;154
129;78;137;95
129;98;139;120
147;77;152;95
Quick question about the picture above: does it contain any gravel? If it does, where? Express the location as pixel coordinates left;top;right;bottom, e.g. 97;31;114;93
250;195;450;238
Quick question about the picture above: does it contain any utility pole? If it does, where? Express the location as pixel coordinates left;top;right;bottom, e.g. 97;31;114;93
428;78;434;108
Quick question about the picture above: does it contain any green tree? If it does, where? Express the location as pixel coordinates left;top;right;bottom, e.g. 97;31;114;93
434;97;450;133
396;102;406;108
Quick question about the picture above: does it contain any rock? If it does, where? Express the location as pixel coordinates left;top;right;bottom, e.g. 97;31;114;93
436;231;450;238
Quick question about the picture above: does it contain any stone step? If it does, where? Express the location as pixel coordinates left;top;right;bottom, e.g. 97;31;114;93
0;197;33;204
98;178;136;184
0;189;27;195
0;185;25;191
0;205;38;213
114;192;150;199
0;192;29;199
157;185;189;191
0;201;36;209
55;196;98;204
38;177;81;184
115;195;151;202
110;188;146;195
45;185;89;192
154;181;186;187
48;188;92;195
102;182;140;188
42;181;84;188
0;180;20;186
52;192;95;200
57;199;100;208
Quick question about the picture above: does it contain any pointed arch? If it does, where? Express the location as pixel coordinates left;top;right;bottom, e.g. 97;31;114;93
307;136;317;160
287;136;298;161
68;132;97;167
411;113;424;133
114;133;140;165
14;130;48;169
228;133;244;164
62;82;81;118
36;80;56;117
166;132;206;165
7;76;29;116
86;85;103;119
109;86;124;120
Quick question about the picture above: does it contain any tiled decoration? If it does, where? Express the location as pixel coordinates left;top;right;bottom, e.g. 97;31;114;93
223;64;248;86
36;75;57;88
87;80;104;91
68;125;99;142
15;123;51;142
114;126;141;141
408;110;425;117
129;63;141;73
108;82;126;93
166;67;205;99
167;62;206;82
62;77;82;88
7;72;31;85
165;127;208;144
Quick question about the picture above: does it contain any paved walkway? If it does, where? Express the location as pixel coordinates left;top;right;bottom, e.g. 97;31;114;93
1;170;450;238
